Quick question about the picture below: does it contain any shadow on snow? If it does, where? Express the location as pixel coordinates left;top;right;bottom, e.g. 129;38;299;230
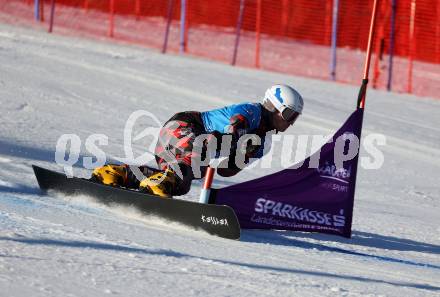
241;229;440;270
0;236;438;292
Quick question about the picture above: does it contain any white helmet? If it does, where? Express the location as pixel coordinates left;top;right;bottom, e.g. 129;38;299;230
263;84;303;121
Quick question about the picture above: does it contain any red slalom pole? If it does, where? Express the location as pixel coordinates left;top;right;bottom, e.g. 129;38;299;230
255;0;262;68
407;0;416;94
357;0;380;110
199;166;215;204
108;0;115;38
135;0;141;21
162;0;174;54
39;0;44;22
231;0;245;66
48;0;55;33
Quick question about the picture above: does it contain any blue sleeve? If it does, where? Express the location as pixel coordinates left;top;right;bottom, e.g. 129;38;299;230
225;113;249;139
201;103;262;135
228;103;261;132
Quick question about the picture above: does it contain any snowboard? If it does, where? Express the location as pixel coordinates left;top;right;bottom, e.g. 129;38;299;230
32;165;240;240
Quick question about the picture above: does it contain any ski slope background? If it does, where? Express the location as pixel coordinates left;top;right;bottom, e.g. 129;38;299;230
0;23;439;296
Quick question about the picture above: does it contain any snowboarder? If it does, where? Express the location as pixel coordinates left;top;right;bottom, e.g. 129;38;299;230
91;84;304;197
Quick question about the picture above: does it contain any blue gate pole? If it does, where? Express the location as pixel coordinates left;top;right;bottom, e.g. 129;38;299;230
179;0;187;54
34;0;40;21
232;0;245;65
387;0;396;91
330;0;340;81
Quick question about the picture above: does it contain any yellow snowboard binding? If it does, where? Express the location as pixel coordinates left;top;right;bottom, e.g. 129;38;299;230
139;169;177;198
91;164;128;187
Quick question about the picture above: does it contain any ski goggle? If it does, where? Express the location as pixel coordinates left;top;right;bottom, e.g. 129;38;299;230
280;107;300;123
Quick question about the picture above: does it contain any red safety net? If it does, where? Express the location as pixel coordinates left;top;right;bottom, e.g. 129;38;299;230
1;0;439;98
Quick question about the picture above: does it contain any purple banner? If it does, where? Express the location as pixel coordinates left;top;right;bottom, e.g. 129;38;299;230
214;108;364;238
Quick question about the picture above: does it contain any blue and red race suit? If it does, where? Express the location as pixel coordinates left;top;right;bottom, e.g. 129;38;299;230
154;102;274;195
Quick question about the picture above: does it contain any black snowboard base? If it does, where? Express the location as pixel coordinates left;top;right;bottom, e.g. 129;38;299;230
32;165;240;240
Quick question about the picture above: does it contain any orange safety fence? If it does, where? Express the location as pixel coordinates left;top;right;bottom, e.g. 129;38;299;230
0;0;439;99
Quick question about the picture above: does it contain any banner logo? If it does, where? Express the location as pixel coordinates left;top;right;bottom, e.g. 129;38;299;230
317;162;351;184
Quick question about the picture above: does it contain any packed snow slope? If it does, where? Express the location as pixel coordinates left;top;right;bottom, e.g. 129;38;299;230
0;23;439;297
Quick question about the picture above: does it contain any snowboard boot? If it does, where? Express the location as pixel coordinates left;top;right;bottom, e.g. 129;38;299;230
139;169;177;198
91;164;128;187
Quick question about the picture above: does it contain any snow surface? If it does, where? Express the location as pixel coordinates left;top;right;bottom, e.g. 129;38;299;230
0;23;439;296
